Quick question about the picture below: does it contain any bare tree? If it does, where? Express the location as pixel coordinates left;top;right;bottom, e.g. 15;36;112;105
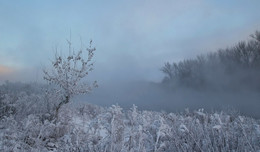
43;39;98;120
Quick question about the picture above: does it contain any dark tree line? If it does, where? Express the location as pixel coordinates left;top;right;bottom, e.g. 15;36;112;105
161;31;260;91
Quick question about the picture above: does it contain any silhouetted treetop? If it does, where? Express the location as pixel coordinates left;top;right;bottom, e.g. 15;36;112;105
162;31;260;91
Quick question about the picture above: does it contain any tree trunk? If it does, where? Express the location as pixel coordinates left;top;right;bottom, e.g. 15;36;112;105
54;95;70;123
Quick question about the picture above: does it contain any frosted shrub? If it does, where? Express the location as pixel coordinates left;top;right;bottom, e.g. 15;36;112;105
1;97;260;151
109;105;124;151
43;39;98;120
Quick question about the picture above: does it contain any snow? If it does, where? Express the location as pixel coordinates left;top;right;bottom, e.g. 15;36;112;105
213;125;222;130
1;83;260;151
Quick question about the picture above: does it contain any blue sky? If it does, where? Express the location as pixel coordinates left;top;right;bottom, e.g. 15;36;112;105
0;0;260;82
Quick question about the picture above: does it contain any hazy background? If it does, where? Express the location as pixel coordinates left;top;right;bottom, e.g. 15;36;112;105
1;0;260;117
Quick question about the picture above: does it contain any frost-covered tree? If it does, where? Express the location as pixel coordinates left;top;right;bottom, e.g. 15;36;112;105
161;31;260;90
43;39;98;120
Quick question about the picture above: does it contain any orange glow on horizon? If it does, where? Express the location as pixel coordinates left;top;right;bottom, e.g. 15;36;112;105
0;65;14;75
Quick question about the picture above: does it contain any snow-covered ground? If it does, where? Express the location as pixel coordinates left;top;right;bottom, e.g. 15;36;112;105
1;103;260;151
0;82;260;151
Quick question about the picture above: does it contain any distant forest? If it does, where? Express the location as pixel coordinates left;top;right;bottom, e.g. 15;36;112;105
161;31;260;91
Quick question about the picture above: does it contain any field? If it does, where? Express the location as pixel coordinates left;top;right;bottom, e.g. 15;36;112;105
0;83;260;151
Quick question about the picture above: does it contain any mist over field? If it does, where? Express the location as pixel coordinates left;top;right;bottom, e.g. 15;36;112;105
78;81;260;118
1;1;260;151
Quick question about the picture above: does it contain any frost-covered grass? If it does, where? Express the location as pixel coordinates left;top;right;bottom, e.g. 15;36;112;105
1;103;260;152
0;82;260;151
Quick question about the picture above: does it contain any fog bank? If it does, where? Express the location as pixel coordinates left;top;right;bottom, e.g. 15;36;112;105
76;81;260;118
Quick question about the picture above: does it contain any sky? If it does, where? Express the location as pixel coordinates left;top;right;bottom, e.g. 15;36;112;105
1;0;260;83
